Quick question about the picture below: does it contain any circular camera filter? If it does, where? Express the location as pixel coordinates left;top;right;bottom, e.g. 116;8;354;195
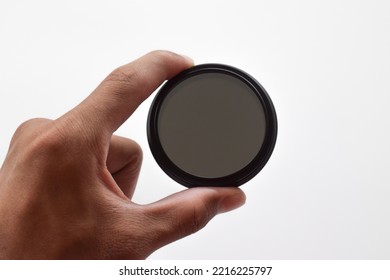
147;64;277;187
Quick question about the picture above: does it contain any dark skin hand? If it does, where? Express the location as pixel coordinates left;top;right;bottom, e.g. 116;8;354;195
0;51;246;259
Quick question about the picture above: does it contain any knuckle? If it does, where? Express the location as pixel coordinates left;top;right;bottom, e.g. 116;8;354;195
130;140;143;163
188;201;215;234
102;66;145;105
6;118;100;184
127;152;143;178
173;201;217;237
8;118;54;156
5;120;74;174
27;124;70;159
144;199;218;239
12;118;51;142
15;119;81;165
104;66;142;91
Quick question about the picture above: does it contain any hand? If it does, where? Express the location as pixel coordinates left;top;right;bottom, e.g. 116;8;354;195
0;51;246;259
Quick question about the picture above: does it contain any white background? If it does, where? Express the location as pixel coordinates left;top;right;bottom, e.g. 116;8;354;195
1;0;390;259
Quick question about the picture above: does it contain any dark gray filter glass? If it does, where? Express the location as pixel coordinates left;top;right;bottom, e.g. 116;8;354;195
157;73;266;178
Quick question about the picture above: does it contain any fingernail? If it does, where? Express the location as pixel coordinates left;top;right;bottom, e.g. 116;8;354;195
181;54;194;66
218;191;246;214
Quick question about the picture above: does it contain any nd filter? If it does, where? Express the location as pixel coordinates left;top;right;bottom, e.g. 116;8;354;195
147;64;277;187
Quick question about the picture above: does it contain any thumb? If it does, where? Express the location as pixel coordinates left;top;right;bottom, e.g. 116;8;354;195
142;187;246;250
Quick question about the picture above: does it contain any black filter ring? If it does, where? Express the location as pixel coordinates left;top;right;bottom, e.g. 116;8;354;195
147;64;277;187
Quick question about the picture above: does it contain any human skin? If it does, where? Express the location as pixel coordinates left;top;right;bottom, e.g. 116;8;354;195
0;51;245;259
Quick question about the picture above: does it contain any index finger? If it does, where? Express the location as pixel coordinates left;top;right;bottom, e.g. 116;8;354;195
62;50;193;137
